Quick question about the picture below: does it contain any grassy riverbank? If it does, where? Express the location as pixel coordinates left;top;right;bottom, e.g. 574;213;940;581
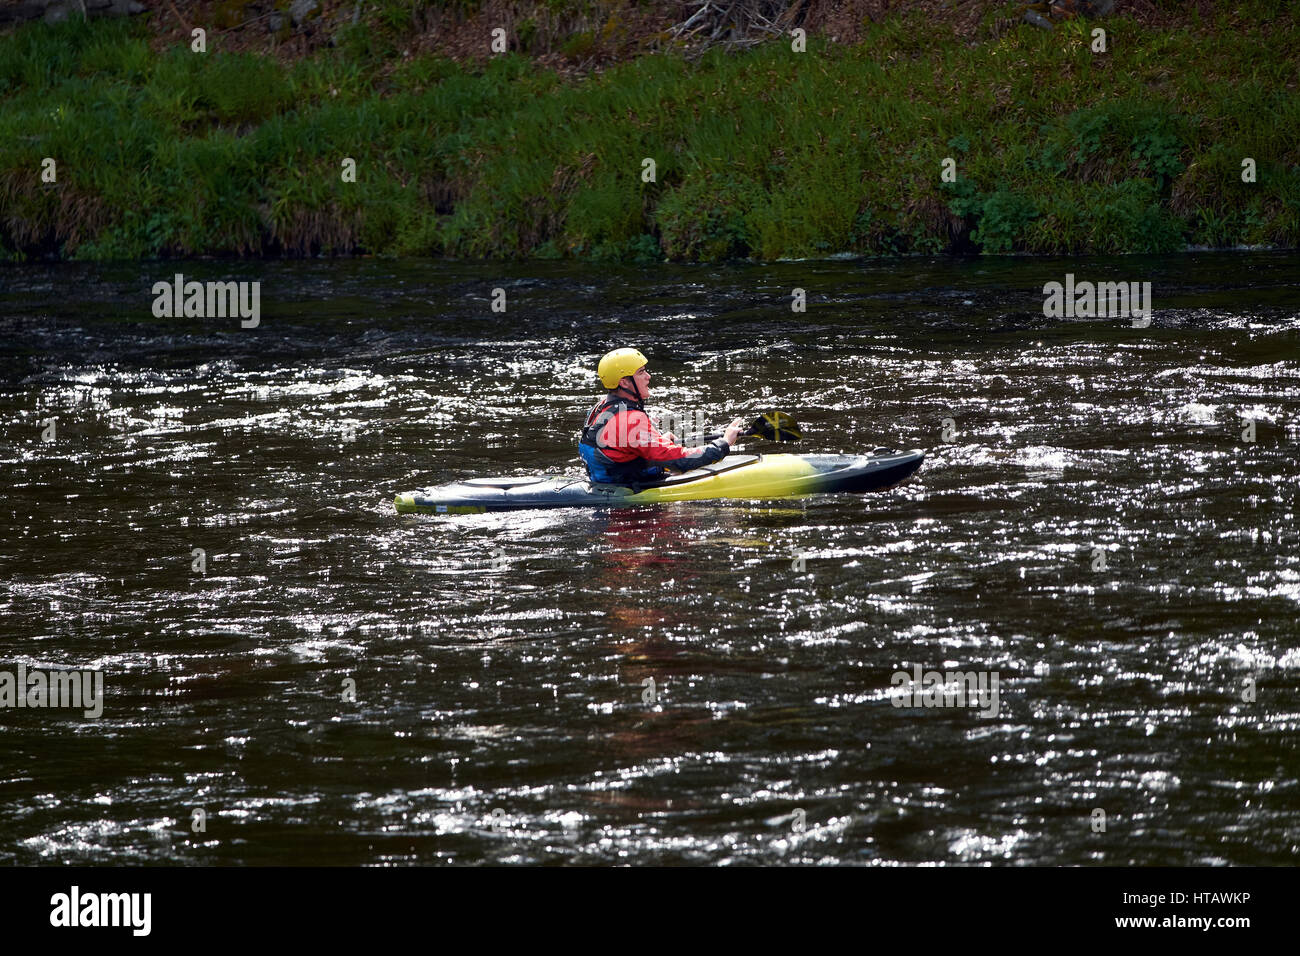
2;2;1298;261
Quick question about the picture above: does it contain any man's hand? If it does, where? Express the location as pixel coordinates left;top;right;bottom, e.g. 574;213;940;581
722;417;745;445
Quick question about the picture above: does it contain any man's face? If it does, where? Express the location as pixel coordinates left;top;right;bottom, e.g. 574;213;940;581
623;365;650;398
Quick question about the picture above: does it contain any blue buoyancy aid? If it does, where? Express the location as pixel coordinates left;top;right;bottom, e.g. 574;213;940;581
578;396;667;485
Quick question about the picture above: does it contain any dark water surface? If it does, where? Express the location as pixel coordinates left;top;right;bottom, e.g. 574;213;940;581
1;253;1297;865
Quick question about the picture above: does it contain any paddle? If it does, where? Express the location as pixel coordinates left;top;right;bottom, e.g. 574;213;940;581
698;410;803;444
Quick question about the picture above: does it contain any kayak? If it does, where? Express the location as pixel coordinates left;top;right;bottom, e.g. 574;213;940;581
394;450;924;514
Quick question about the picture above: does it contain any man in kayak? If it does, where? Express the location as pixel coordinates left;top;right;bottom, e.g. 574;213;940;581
580;348;745;485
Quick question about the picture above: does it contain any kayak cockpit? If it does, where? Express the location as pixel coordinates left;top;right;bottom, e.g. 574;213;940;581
591;454;763;492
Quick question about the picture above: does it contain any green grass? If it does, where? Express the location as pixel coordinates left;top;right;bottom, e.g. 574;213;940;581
2;4;1299;261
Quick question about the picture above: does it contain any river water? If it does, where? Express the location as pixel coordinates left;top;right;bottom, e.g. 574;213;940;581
1;253;1297;865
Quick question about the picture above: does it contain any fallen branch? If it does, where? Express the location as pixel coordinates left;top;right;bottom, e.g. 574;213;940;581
165;0;193;34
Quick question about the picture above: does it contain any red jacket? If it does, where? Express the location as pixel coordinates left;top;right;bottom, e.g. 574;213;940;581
579;396;730;483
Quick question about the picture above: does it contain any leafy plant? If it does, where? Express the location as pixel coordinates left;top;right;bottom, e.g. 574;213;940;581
972;189;1038;254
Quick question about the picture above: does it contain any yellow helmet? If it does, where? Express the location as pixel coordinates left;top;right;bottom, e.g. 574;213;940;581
597;348;648;389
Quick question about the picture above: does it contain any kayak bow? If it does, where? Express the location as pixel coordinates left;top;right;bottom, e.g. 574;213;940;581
394;450;924;515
